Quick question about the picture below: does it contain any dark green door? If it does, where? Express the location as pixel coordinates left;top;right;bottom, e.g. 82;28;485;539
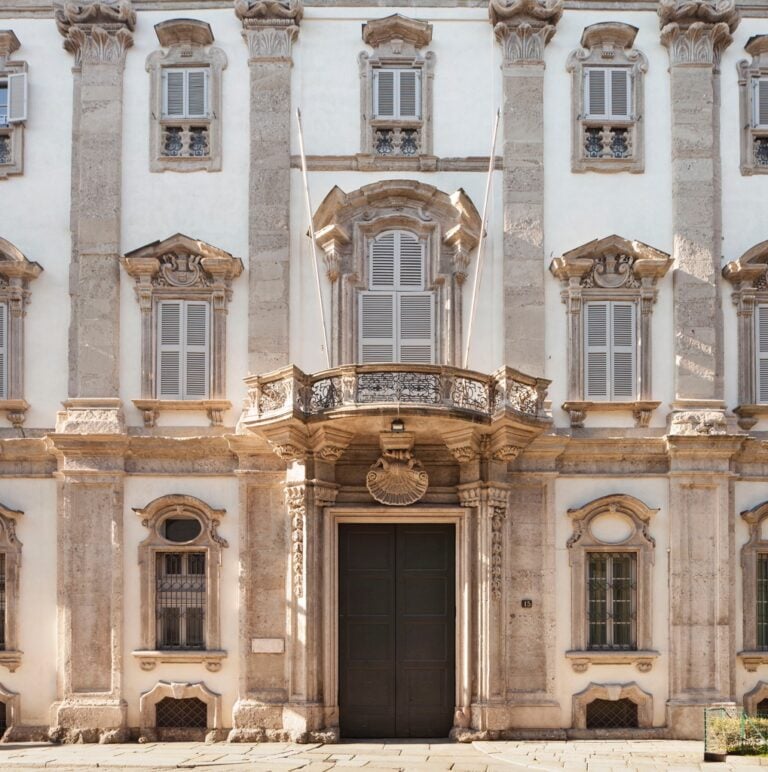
338;523;455;738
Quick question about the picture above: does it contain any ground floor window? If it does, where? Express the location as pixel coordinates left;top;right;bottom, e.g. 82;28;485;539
587;552;637;650
155;697;207;729
586;698;638;729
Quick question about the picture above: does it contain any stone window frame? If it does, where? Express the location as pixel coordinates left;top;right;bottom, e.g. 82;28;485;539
565;494;659;674
738;35;768;175
550;235;672;428
0;505;22;674
312;180;481;366
0;682;19;733
131;494;228;673
0;237;42;428
737;501;768;672
122;233;243;427
358;14;436;168
0;31;27;180
138;680;224;743
744;681;768;715
572;681;653;729
146;19;227;174
723;240;768;429
567;23;647;174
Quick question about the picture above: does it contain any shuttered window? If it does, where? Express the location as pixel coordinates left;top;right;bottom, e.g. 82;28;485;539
0;303;6;400
584;301;637;401
584;68;631;119
6;73;27;124
359;231;434;364
373;68;421;120
757;304;768;403
754;78;768;128
162;68;209;119
157;300;210;399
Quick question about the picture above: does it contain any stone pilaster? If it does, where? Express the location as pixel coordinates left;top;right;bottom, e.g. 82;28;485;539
46;403;128;742
490;0;562;374
55;0;135;399
235;0;301;374
659;0;739;414
666;435;743;738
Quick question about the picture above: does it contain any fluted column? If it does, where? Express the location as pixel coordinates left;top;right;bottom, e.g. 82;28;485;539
490;0;562;375
659;0;739;413
235;0;301;375
56;0;134;400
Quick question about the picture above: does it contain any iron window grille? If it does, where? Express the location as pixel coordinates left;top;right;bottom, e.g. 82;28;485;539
757;698;768;718
156;552;206;650
155;696;207;728
0;553;6;651
0;702;6;735
758;554;768;649
586;698;638;729
587;552;637;650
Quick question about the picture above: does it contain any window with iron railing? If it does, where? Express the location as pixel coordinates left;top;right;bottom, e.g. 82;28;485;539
758;554;768;649
156;552;206;650
587;552;637;650
0;553;6;651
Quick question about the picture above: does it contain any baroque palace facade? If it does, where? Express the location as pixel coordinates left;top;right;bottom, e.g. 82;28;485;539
2;0;768;744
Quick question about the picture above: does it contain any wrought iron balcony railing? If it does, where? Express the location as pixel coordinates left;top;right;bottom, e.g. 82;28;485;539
243;364;550;424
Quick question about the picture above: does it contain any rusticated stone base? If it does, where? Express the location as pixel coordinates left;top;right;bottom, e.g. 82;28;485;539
228;700;339;743
666;700;735;740
51;700;127;744
1;725;50;742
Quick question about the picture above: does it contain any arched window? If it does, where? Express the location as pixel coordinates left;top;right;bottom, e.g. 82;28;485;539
359;230;433;364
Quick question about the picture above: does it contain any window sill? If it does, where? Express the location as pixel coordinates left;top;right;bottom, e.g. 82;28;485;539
566;650;659;673
132;649;226;673
0;650;22;672
0;399;28;428
738;651;768;672
562;400;660;428
133;399;231;428
734;404;768;430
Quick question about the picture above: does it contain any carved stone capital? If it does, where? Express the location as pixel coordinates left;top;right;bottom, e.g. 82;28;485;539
55;1;136;66
659;0;739;66
235;0;301;61
489;0;562;64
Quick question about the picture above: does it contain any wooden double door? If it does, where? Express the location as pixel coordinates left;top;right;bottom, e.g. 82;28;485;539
338;523;455;738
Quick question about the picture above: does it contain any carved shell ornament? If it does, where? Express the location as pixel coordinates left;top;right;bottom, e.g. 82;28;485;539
366;449;429;506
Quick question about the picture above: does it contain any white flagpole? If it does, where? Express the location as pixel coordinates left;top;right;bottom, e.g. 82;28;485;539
296;108;331;370
463;108;501;370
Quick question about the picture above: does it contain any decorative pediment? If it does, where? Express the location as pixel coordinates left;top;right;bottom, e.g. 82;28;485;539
723;241;768;289
362;15;432;51
566;493;658;550
0;31;21;63
0;238;43;286
154;19;214;48
123;233;243;291
580;22;638;52
550;235;671;289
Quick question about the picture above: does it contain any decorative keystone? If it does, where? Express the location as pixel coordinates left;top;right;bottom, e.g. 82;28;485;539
489;0;563;64
55;0;136;65
659;0;739;66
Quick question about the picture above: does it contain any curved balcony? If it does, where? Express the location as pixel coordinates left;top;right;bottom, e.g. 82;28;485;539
242;363;550;425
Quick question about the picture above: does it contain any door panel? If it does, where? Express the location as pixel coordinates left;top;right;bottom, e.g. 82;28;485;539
339;523;455;738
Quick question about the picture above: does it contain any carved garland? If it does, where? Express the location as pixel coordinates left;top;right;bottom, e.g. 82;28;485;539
286;485;306;597
490;504;506;600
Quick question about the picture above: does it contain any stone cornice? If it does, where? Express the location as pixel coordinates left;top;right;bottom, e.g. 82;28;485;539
490;0;562;64
55;0;136;65
723;240;768;287
659;0;740;65
0;31;21;61
154;18;214;46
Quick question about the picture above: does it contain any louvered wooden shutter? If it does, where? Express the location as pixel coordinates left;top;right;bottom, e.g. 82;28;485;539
158;301;183;398
757;305;768;403
398;70;420;119
360;292;395;363
370;232;396;289
184;302;210;398
610;69;630;118
163;70;185;118
6;72;27;123
586;69;606;118
0;304;6;400
374;70;395;118
398;293;434;363
585;302;609;399
397;232;424;289
755;78;768;128
186;69;208;118
611;302;636;399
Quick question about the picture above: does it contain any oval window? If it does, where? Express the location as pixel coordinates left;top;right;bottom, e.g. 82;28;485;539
163;517;202;543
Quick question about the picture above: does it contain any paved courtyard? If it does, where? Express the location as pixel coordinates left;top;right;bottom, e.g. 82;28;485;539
0;740;766;771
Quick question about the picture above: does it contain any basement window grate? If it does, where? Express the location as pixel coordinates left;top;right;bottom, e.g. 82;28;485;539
586;698;638;729
155;697;207;728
